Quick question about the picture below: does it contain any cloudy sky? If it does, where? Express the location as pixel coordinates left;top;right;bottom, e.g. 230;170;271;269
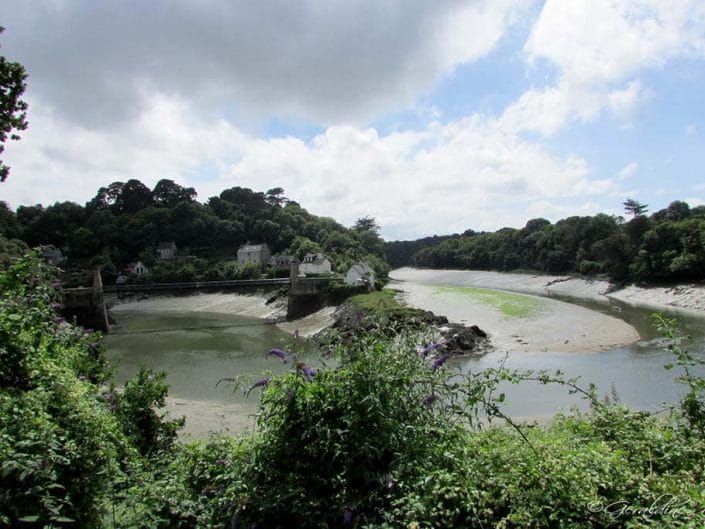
1;0;704;240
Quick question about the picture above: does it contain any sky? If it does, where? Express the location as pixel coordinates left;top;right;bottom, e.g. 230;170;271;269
1;0;705;240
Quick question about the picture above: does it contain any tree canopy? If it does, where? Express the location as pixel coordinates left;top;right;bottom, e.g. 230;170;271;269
389;201;705;283
5;181;390;284
0;26;29;182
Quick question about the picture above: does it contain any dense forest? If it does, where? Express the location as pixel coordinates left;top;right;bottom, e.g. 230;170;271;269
386;200;705;283
0;180;388;283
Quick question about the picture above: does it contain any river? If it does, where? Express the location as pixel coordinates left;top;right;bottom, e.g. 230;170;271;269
105;310;318;436
390;268;705;420
105;272;705;435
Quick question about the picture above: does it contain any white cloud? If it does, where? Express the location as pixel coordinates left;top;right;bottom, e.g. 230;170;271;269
686;124;698;136
503;0;705;135
616;161;638;180
0;0;525;129
2;92;614;239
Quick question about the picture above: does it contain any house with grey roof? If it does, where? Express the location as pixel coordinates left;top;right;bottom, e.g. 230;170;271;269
300;253;332;275
344;261;375;288
237;243;271;265
269;254;298;271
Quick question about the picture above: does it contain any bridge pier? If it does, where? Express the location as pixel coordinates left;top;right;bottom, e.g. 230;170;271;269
61;270;110;332
287;262;325;319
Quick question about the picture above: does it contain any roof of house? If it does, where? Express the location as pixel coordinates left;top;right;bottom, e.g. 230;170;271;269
348;262;374;275
303;253;328;264
238;243;269;253
271;254;297;264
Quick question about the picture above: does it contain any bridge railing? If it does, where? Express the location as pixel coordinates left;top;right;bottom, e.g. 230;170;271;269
103;278;291;293
102;276;337;294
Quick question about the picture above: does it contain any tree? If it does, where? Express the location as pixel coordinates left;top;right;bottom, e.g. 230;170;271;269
265;187;287;207
623;198;648;218
0;27;28;182
353;216;380;234
152;178;197;208
115;179;153;213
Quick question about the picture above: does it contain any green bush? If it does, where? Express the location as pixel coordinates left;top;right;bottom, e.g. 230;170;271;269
0;253;130;528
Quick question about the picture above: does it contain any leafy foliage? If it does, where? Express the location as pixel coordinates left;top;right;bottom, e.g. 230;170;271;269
0;26;28;182
400;201;705;282
0;254;185;528
7;182;390;283
3;254;705;528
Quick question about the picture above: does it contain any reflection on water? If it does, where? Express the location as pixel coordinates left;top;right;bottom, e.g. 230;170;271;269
105;311;315;406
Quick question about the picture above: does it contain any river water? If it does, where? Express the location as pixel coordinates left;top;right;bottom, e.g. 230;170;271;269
394;271;705;420
105;311;318;433
105;275;705;430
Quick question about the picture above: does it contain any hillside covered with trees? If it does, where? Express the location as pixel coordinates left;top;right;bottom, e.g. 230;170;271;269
387;200;705;283
0;180;388;283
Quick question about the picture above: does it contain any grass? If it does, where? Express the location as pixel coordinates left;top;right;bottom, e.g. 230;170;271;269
348;288;405;311
435;285;547;319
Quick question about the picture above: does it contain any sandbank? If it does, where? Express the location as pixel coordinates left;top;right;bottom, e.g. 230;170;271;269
393;280;639;353
391;268;705;315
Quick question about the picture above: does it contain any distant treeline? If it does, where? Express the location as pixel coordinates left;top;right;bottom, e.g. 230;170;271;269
0;179;388;282
385;200;705;282
384;234;457;269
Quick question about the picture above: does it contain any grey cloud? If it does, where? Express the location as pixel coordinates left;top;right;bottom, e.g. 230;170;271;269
0;0;502;128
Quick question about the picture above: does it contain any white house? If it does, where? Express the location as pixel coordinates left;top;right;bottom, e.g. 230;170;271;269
156;241;177;260
299;253;332;275
344;262;375;287
128;261;149;276
237;243;271;265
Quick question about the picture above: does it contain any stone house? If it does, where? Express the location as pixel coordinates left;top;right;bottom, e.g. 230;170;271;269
300;253;332;275
344;262;375;287
156;241;178;260
237;243;271;265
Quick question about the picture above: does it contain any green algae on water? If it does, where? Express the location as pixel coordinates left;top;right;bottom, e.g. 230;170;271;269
434;285;547;319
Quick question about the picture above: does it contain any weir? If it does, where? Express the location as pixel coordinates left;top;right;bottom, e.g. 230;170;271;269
63;264;334;331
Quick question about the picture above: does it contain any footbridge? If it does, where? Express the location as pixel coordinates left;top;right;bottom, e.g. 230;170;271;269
63;263;337;332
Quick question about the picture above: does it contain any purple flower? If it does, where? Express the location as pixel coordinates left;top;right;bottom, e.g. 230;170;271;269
215;458;230;466
246;378;270;396
50;302;63;311
343;508;354;527
53;316;66;324
83;328;95;334
267;348;289;362
50;281;62;289
302;366;317;382
431;354;450;371
423;393;439;407
104;392;116;402
418;342;439;357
